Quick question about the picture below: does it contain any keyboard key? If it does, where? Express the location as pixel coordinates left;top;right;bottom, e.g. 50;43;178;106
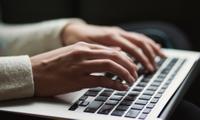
84;101;103;113
162;84;168;89
104;89;114;92
129;91;140;96
131;104;144;110
143;108;151;114
137;82;147;87
154;78;163;82
80;101;89;107
135;99;148;105
150;98;159;103
139;113;148;119
97;104;115;115
114;91;127;96
132;86;144;92
95;96;108;101
99;91;113;97
139;95;151;100
157;58;166;66
140;77;151;83
120;100;133;106
165;80;171;84
161;69;170;74
151;82;161;87
158;88;165;94
116;105;129;111
171;58;178;63
89;87;102;92
125;109;140;118
84;91;99;97
143;90;155;95
111;110;125;116
154;93;162;98
69;100;82;111
124;95;136;101
144;74;154;79
146;103;155;108
147;86;158;91
106;100;119;105
157;74;166;79
79;95;88;101
110;95;123;101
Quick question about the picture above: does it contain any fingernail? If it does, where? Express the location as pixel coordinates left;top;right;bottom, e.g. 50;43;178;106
129;76;135;86
135;71;138;79
162;53;167;58
122;84;129;91
153;62;157;69
148;64;155;72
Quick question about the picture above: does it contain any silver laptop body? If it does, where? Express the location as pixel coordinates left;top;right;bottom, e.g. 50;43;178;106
0;49;199;120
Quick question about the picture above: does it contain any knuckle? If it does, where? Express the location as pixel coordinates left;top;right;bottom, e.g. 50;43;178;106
131;64;137;70
71;49;90;57
138;33;147;38
112;26;122;31
139;53;149;64
103;59;115;67
138;39;146;46
71;49;82;56
111;51;120;59
156;43;161;49
76;41;88;46
122;70;130;79
105;32;116;38
124;69;130;76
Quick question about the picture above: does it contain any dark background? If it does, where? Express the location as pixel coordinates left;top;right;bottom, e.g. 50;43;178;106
1;0;199;50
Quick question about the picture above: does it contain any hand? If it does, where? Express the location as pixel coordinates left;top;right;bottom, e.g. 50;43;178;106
61;23;166;72
31;42;137;97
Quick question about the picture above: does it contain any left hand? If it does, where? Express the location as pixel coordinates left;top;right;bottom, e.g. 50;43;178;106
61;23;166;72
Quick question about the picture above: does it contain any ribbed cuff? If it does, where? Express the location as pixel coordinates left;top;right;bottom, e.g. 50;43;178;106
0;55;34;101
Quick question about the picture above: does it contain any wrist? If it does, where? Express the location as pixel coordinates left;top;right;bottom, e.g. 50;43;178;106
30;57;41;97
60;22;86;46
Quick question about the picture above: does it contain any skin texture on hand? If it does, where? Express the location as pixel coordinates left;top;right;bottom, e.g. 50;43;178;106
61;23;166;72
31;42;138;97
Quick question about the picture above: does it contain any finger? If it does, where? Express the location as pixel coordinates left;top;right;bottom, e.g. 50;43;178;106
131;33;166;58
120;32;157;67
137;35;166;58
81;59;135;85
132;39;156;68
149;42;166;58
85;76;129;91
82;49;138;78
106;35;155;72
85;42;120;51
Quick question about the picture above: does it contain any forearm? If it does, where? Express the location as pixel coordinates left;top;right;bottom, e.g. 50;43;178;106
0;18;85;56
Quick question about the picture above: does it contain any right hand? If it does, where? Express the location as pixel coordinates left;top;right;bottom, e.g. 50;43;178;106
61;23;166;72
31;42;138;97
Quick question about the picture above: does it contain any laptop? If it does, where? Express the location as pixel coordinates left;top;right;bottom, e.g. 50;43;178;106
0;49;199;120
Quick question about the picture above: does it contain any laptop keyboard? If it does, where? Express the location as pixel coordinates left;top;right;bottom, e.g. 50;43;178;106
69;57;186;119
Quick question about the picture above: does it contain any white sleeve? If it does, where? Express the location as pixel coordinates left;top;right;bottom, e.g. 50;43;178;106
0;18;85;56
0;55;34;101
